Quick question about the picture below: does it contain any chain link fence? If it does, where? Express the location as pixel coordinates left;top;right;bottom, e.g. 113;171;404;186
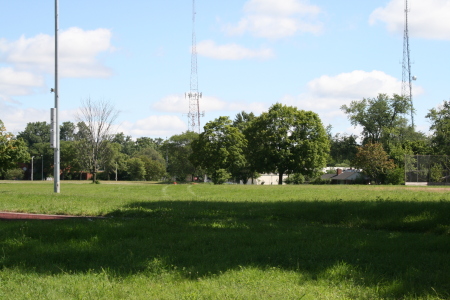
405;155;450;185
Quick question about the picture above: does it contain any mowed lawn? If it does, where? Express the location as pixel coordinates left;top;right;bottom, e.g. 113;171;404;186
0;182;449;299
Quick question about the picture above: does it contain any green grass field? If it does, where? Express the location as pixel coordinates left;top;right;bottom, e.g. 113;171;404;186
1;181;449;299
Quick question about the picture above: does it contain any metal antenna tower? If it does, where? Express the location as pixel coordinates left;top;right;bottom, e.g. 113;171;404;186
186;0;204;133
402;0;414;127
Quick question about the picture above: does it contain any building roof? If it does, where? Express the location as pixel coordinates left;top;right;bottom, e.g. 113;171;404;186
333;172;360;180
321;174;336;179
321;170;362;181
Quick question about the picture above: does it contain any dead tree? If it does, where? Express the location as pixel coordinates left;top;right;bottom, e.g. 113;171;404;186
76;98;119;182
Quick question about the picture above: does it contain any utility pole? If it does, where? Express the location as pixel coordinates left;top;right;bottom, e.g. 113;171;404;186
185;0;204;133
402;0;414;128
52;0;61;192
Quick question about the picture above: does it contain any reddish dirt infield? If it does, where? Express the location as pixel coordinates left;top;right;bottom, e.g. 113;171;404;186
0;212;96;220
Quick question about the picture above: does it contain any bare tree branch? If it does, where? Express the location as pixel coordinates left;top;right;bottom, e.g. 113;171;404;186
75;98;119;182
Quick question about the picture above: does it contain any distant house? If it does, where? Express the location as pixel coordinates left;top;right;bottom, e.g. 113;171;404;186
322;168;366;184
240;173;289;185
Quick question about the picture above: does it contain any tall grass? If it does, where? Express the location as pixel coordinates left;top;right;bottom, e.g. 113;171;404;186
0;181;449;299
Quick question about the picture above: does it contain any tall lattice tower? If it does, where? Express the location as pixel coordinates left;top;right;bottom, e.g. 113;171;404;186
186;0;203;133
402;0;414;127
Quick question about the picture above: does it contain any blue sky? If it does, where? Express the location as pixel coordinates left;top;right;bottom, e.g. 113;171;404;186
1;0;450;138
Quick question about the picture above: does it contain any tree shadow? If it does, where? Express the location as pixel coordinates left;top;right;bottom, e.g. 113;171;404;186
1;199;450;298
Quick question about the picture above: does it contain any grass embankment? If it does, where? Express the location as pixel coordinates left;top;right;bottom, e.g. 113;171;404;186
0;182;449;299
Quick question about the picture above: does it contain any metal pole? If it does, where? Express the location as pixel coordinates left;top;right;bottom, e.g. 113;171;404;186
41;155;44;180
54;0;60;193
31;156;34;181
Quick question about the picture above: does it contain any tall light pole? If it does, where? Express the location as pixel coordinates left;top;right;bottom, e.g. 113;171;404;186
31;156;34;181
52;0;61;193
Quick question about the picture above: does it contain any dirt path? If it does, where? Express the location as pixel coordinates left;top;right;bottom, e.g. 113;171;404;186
0;212;99;220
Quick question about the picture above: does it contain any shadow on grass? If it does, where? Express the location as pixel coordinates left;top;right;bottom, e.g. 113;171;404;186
1;199;450;298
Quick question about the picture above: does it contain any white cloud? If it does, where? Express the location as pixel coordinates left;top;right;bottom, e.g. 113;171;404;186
0;67;45;97
152;94;268;115
369;0;450;40
118;116;187;138
307;70;403;100
224;0;323;39
302;70;423;109
282;70;423;132
152;94;224;113
0;101;79;135
0;27;114;77
197;40;274;60
0;105;45;134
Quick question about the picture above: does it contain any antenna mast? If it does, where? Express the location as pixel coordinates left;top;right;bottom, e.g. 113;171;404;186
186;0;204;133
402;0;414;127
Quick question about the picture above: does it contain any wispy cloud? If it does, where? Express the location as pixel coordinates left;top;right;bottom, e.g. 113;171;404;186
152;94;267;115
369;0;450;40
118;116;187;138
282;70;423;130
0;27;114;77
0;67;44;97
197;40;274;60
224;0;323;39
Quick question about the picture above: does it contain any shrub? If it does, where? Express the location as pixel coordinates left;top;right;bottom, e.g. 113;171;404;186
4;168;24;180
385;167;405;185
211;169;230;185
310;177;331;185
285;173;305;185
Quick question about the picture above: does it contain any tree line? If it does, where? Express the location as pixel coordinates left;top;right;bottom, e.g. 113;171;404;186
2;94;450;184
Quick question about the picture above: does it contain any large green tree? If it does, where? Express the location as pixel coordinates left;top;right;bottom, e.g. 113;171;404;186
17;121;51;147
0;120;29;179
245;103;329;184
233;111;259;183
341;93;412;145
163;131;199;182
102;142;128;180
126;157;146;181
60;121;76;141
328;132;359;166
17;122;52;180
352;142;395;183
134;147;166;181
60;140;81;179
112;133;136;156
426;100;450;155
190;116;247;184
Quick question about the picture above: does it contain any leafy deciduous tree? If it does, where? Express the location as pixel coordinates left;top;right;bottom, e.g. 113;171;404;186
341;93;411;145
134;146;166;181
102;142;128;181
17;121;50;147
126;157;146;181
352;142;395;183
0;120;29;179
164;131;199;182
190;116;247;184
245;103;329;184
426;100;450;155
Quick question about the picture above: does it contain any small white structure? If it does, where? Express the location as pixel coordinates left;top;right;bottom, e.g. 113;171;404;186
240;173;289;185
